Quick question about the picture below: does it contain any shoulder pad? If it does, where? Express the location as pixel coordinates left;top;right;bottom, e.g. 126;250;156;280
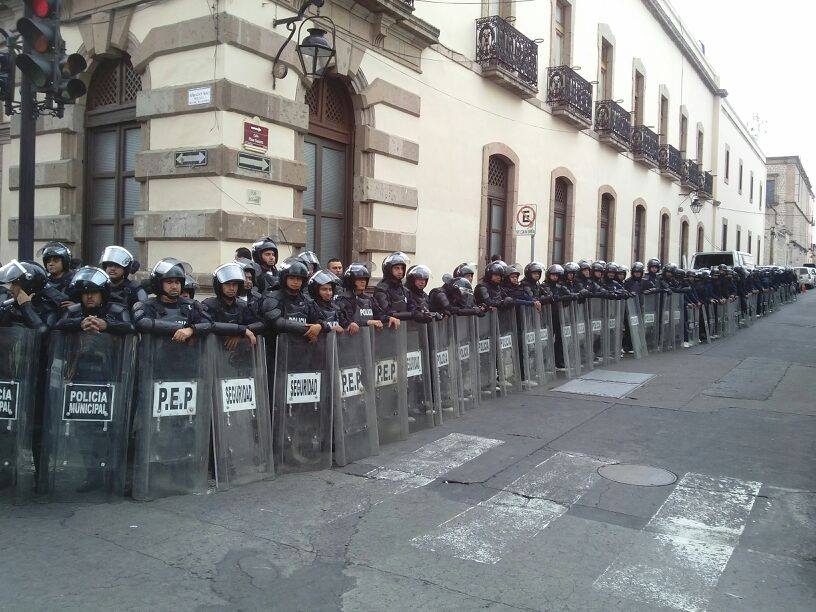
107;303;126;314
374;281;389;291
66;303;83;314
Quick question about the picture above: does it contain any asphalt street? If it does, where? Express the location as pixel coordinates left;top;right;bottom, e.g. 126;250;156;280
3;293;815;611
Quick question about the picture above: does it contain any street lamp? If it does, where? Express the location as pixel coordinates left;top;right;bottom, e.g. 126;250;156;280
690;198;704;214
272;0;336;88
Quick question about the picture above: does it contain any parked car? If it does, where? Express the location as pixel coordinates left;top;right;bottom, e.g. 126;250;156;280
690;250;756;270
795;267;816;288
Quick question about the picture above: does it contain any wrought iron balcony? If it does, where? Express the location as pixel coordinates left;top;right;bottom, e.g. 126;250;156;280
658;144;683;182
400;0;415;8
594;100;631;152
547;65;592;129
683;159;703;191
700;171;713;199
631;125;659;168
475;16;538;98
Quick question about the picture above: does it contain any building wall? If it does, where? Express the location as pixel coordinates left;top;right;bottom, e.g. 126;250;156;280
0;0;771;281
765;157;814;266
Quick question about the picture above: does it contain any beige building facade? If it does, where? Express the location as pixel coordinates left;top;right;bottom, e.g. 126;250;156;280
764;156;814;267
0;0;768;282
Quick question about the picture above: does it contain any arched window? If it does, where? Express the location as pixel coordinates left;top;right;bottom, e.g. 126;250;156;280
486;156;508;261
551;176;572;263
680;220;689;264
84;56;142;261
721;219;728;250
659;212;670;263
696;224;705;253
632;203;646;263
304;77;353;264
597;192;615;261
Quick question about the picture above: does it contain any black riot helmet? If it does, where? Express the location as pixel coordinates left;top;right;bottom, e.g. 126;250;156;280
577;259;591;271
297;250;321;274
406;264;432;292
591;260;606;274
453;262;477;279
235;257;261;284
0;259;48;294
524;261;544;283
183;275;199;299
606;261;620;275
646;258;661;272
149;257;191;296
308;269;340;300
99;246;139;276
564;261;580;278
483;260;507;283
631;261;645;274
39;241;72;271
69;266;112;301
278;258;310;286
382;251;410;280
212;263;246;296
342;262;372;290
251;236;278;266
446;277;474;301
699;268;711;279
546;264;564;281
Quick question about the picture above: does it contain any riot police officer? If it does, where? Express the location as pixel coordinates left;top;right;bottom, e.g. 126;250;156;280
645;258;670;292
201;263;264;349
475;260;513;310
453;262;477;284
99;246;147;310
307;269;344;333
54;267;134;334
624;262;654;294
430;276;484;317
38;242;76;312
258;259;325;342
234;257;263;309
335;263;398;333
297;251;321;276
545;264;575;369
522;262;546;298
405;265;438;323
504;264;541;311
252;236;279;292
132;258;212;340
0;260;53;331
374;252;412;320
181;275;199;301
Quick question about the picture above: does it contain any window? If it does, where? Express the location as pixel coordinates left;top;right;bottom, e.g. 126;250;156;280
633;203;646;262
721;219;728;250
759;183;763;208
551;176;572;263
486;156;509;261
749;171;754;203
679;113;688;156
304;77;354;264
552;1;571;66
597;193;614;261
757;238;761;263
748;231;752;253
598;38;613;100
658;95;669;145
632;71;645;126
680;220;689;264
696;224;705;252
738;160;743;194
736;226;741;251
659;212;670;263
724;146;730;182
696;128;704;163
84;56;143;261
766;178;775;205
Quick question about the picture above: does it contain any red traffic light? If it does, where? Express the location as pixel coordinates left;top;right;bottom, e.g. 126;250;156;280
28;0;55;18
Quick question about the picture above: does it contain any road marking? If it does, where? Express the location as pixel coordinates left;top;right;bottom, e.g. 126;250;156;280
593;472;762;612
412;451;608;564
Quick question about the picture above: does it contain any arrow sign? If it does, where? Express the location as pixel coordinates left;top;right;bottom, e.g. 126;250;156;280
175;150;208;167
237;153;271;173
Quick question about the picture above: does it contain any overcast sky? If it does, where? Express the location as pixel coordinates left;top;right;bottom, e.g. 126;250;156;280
671;0;815;186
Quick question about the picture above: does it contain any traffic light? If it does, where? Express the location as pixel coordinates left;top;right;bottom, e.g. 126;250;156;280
0;48;15;115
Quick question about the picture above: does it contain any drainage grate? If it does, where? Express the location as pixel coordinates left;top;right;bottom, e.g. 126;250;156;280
552;369;655;398
580;370;654;384
598;464;677;486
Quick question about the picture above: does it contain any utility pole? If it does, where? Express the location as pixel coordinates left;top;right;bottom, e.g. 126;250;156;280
17;1;35;261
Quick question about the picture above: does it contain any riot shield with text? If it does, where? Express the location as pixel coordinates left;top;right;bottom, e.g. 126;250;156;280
588;298;608;366
605;299;623;363
538;305;557;382
572;300;593;374
686;306;698;347
405;321;436;432
556;301;578;378
0;327;40;502
132;335;212;500
41;332;135;501
659;293;673;351
497;308;521;396
430;318;459;421
477;311;498;400
625;297;647;359
333;328;379;467
671;293;684;348
701;304;712;343
273;333;335;473
746;293;756;326
640;293;660;353
516;306;544;389
372;327;409;445
210;335;273;491
453;316;479;411
729;299;739;335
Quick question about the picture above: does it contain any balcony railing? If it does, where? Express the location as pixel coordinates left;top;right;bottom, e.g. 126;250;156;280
631;125;659;167
547;65;592;128
594;100;631;152
700;171;713;199
400;0;415;8
476;16;538;97
658;144;683;181
684;159;702;191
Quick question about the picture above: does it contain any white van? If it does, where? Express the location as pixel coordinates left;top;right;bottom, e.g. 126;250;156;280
689;251;756;270
794;267;816;288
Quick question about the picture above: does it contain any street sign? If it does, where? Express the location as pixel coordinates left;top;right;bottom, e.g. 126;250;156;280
175;149;208;167
515;203;537;236
243;121;269;153
237;152;271;173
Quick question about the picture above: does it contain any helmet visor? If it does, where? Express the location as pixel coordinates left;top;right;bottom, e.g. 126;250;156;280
0;259;27;284
214;263;245;285
100;246;133;268
152;258;191;278
72;267;110;289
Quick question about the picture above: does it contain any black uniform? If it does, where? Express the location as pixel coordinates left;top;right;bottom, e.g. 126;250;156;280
374;278;413;320
54;302;134;334
335;289;388;328
201;296;265;336
133;296;212;336
0;297;54;332
109;278;148;310
258;288;327;336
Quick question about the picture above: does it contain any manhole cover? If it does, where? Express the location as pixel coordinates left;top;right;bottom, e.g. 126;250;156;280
598;464;677;486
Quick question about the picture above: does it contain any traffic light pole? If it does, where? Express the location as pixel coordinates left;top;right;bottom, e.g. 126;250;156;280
17;2;35;261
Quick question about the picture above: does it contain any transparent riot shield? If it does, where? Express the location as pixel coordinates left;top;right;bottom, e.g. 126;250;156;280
671;293;684;348
430;318;459;420
209;335;273;491
640;293;660;354
477;311;498;400
700;304;711;343
333;328;379;467
497;308;522;396
605;299;623;363
572;300;593;374
453;316;479;411
746;293;756;326
516;306;544;390
273;332;335;473
41;332;135;501
372;327;409;445
0;327;40;502
133;335;213;500
588;297;608;366
686;306;698;347
405;321;436;433
722;300;734;337
625;297;647;359
659;293;673;351
556;301;578;378
538;305;557;382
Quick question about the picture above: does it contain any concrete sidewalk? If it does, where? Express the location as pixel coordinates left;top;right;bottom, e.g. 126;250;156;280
3;293;815;611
